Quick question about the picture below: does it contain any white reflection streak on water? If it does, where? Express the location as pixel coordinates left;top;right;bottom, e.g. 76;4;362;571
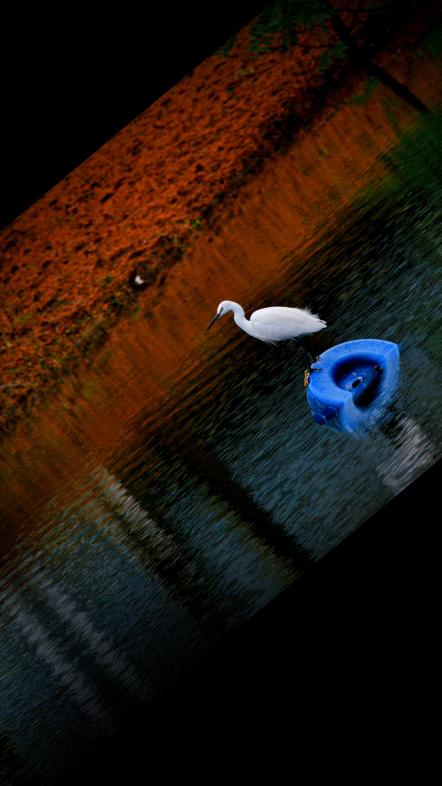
2;593;116;734
92;466;171;552
46;464;173;566
27;570;144;700
376;415;436;493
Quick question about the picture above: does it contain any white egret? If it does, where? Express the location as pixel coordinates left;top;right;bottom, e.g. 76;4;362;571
207;300;326;368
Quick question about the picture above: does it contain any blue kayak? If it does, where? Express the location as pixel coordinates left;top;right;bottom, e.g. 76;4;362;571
307;339;401;434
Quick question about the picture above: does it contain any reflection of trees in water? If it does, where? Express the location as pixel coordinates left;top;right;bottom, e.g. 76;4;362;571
64;466;248;641
1;452;309;780
123;420;314;575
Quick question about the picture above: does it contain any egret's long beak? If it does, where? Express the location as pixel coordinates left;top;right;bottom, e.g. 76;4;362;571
207;312;221;330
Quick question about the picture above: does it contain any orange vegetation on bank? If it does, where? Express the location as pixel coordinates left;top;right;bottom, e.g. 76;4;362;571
0;0;440;433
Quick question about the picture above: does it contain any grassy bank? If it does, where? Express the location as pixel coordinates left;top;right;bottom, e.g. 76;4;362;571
1;7;441;441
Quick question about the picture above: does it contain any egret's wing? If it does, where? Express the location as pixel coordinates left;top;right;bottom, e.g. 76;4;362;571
251;307;325;340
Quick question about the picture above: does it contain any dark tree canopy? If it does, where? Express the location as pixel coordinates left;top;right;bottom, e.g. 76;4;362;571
220;0;430;115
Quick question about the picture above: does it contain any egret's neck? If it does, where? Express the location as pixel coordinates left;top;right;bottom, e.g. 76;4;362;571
231;305;260;339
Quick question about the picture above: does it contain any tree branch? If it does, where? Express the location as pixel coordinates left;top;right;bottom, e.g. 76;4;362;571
325;1;430;114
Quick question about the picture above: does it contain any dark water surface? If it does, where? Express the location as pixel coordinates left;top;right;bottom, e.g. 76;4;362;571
1;184;442;781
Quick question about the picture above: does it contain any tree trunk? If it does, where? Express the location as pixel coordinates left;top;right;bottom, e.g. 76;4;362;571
327;3;430;115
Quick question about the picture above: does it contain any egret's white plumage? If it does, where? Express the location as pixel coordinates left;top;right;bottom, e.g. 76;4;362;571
207;300;326;367
208;300;325;342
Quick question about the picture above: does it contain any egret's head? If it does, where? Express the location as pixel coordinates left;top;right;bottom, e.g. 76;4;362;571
207;301;234;330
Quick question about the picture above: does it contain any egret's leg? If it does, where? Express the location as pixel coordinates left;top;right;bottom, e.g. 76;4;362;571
296;338;314;369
